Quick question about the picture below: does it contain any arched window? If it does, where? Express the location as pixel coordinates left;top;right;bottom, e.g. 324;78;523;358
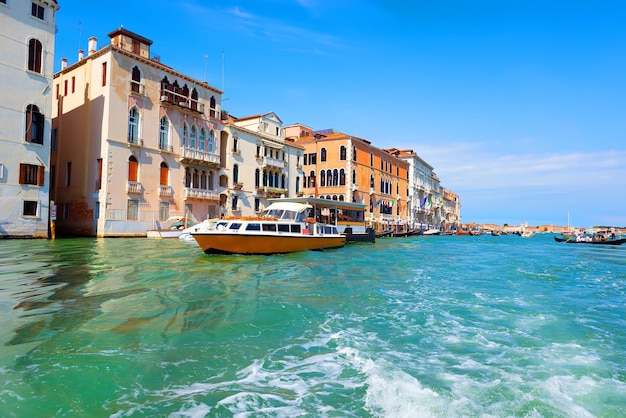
320;170;326;187
353;146;357;161
131;66;141;92
333;169;339;186
340;169;346;186
185;167;191;187
128;107;139;144
339;195;344;201
182;123;188;147
208;171;215;190
326;169;332;186
159;117;169;150
191;88;199;111
25;104;44;144
28;39;43;73
208;130;216;152
263;170;268;187
190;126;197;149
255;169;260;188
281;174;286;189
352;170;356;185
159;162;168;186
296;177;300;194
200;171;207;189
192;169;199;188
320;147;327;162
128;156;138;182
340;146;346;160
210;96;216;117
308;170;316;188
199;128;206;151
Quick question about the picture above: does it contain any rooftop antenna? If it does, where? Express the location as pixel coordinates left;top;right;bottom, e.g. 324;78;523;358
203;54;208;82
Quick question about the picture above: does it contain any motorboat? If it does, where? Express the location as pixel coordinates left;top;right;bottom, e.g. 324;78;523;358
190;201;346;255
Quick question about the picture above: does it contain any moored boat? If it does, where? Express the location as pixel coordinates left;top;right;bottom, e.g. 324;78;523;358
190;201;346;255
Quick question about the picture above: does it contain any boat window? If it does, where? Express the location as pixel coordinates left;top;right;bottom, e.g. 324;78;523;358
324;226;333;234
290;224;301;233
262;224;277;232
282;210;296;220
277;224;290;233
229;223;242;230
246;223;261;231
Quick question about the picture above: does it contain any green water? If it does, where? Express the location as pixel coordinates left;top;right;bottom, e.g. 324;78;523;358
0;235;625;417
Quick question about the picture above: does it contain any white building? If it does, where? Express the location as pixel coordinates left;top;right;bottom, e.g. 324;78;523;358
0;0;59;238
220;112;304;217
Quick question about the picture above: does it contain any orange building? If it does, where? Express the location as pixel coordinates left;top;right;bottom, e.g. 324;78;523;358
284;124;409;232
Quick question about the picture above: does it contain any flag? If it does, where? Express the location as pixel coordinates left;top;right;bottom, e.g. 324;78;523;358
391;199;395;207
375;199;382;207
427;196;433;208
420;196;427;208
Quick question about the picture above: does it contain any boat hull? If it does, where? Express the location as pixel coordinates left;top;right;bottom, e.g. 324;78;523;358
192;233;346;255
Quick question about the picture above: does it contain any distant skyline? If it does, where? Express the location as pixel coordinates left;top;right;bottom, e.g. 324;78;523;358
52;0;626;227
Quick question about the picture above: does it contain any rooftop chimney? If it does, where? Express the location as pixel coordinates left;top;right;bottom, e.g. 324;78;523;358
88;37;97;56
78;49;84;60
61;57;68;69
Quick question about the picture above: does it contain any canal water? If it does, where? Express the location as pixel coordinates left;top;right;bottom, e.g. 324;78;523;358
0;234;624;417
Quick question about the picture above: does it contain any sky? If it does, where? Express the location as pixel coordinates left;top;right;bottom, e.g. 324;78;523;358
52;0;626;227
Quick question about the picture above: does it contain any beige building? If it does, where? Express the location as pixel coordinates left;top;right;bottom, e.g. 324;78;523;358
441;187;461;227
220;112;304;217
51;28;223;236
0;0;59;238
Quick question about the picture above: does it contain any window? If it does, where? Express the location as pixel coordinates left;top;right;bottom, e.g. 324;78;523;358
65;162;71;186
255;169;260;188
131;66;141;93
340;169;346;186
127;199;139;220
31;2;44;20
320;148;327;162
233;164;239;184
128;107;139;144
190;125;197;149
128;156;138;182
208;130;216;152
102;62;107;86
231;195;238;210
320;170;326;187
19;163;44;186
96;158;102;189
23;201;38;217
340;146;347;160
199;128;205;151
25;104;44;144
159;162;168;186
159;201;169;221
182;123;188;147
309;153;317;165
370;153;374;166
71;76;75;93
159;117;169;150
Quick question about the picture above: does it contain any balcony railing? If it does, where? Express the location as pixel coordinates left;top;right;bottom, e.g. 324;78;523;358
159;185;173;197
183;188;219;201
130;80;145;95
262;156;287;169
127;181;142;194
128;137;143;147
160;89;204;114
180;146;220;165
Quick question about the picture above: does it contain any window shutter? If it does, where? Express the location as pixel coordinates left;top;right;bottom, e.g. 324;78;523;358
38;166;45;186
19;164;26;184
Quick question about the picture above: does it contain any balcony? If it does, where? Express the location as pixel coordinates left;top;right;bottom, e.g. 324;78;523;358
159;185;173;197
127;181;142;194
183;188;219;201
160;89;204;114
128;137;143;148
179;146;220;166
262;156;286;169
130;80;145;96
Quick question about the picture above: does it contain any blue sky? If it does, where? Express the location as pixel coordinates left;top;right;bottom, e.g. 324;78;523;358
53;0;626;227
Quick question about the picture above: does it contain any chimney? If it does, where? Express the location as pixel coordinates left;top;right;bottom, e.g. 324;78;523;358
78;49;84;60
61;57;68;69
88;37;97;55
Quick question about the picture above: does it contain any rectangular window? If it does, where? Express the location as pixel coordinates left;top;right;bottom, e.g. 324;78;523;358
102;62;107;86
64;79;68;96
127;199;139;220
19;163;44;186
94;201;100;219
71;76;75;93
96;158;102;189
51;128;57;151
65;161;71;186
55;84;59;99
23;200;38;216
31;2;44;20
159;201;169;221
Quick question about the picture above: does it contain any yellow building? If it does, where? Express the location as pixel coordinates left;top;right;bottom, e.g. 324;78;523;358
284;124;410;232
51;28;223;236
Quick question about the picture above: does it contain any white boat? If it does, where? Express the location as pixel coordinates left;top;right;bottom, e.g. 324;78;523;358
146;216;196;239
190;201;346;255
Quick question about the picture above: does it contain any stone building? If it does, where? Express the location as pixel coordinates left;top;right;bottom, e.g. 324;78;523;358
0;0;59;237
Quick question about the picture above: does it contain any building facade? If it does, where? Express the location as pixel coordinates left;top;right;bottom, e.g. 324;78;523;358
220;112;304;217
0;0;59;238
284;124;411;232
51;28;223;236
